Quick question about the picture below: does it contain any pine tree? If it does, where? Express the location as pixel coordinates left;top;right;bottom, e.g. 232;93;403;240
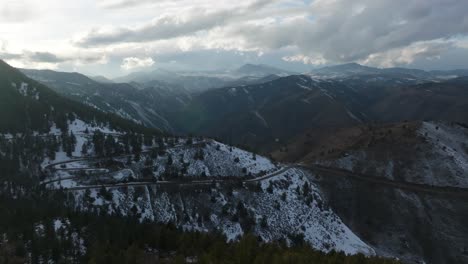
92;130;105;156
81;142;88;156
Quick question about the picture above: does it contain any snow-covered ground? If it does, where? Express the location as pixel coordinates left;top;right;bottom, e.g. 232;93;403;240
318;121;468;188
156;141;277;178
38;119;374;256
416;122;468;187
69;167;374;256
41;119;124;169
254;168;373;255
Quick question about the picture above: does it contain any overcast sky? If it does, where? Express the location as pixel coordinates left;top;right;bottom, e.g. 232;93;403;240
1;0;468;77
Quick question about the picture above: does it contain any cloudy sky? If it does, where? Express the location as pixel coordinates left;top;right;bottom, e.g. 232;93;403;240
1;0;468;77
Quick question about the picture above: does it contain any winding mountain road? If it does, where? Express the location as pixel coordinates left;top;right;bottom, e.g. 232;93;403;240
43;149;468;199
43;140;210;171
49;166;293;191
300;164;468;199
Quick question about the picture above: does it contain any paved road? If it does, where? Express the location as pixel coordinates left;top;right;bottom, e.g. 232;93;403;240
43;141;210;171
300;164;468;199
47;166;293;191
43;147;468;199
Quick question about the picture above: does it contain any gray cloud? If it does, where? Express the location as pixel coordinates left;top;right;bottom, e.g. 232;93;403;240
98;0;168;9
360;40;455;67
3;0;468;74
0;52;22;60
230;0;468;64
1;49;106;66
74;0;468;68
0;40;22;60
76;0;275;47
26;52;66;63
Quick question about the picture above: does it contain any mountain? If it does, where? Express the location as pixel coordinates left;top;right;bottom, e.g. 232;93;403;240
310;63;380;78
90;75;114;83
173;73;468;150
173;75;370;150
310;63;468;79
41;137;375;256
21;68;287;134
272;121;468;263
113;64;290;93
368;78;468;123
0;60;153;134
21;68;191;132
113;68;178;83
113;68;234;93
233;64;296;77
29;64;467;152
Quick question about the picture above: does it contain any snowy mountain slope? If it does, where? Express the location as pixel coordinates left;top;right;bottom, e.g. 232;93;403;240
40;118;125;168
316;121;468;188
161;141;277;177
21;68;190;132
36;122;374;256
67;167;374;256
272;120;468;263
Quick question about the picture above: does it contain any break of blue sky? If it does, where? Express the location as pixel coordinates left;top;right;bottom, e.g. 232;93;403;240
1;0;467;77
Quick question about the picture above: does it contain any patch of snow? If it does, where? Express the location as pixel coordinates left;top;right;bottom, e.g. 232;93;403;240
297;83;313;90
253;111;269;128
345;108;362;123
112;169;135;181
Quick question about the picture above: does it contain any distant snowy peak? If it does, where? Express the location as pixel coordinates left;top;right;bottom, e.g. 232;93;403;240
309;63;468;80
233;64;295;77
90;75;114;83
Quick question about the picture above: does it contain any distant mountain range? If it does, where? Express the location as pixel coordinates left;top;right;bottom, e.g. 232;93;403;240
309;62;468;79
20;65;286;133
20;62;468;151
112;64;292;92
90;75;114;83
232;63;296;77
172;71;468;150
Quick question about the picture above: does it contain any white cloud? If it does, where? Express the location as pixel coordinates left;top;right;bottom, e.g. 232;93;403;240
282;54;328;65
120;57;155;70
0;0;38;23
97;0;169;9
1;0;468;74
360;40;454;67
75;0;276;47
